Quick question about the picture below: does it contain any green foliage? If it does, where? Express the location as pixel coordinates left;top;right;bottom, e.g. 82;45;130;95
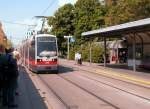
48;3;75;56
69;42;104;63
134;0;150;19
74;0;106;39
91;43;104;63
47;0;150;62
49;3;75;36
106;0;150;25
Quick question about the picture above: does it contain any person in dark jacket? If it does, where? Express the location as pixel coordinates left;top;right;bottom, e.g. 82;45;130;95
0;45;8;106
6;48;19;108
2;48;19;108
0;44;7;104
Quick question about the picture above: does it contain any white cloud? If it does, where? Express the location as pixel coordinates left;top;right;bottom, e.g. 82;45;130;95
58;0;77;6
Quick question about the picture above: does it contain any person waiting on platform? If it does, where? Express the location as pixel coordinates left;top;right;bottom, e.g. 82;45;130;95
2;47;19;108
75;52;82;65
77;52;82;65
75;52;78;65
0;44;7;105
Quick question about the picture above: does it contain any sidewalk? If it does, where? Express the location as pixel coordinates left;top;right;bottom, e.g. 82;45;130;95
60;59;150;86
0;66;48;109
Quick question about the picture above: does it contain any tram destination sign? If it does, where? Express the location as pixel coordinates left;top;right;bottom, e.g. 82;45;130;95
37;37;56;42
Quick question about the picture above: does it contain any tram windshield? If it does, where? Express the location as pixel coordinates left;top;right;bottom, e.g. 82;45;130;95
37;37;57;57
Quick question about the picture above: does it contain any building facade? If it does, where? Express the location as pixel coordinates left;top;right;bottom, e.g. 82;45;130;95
0;21;5;43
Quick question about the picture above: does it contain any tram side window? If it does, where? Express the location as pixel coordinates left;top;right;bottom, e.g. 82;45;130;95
29;41;35;60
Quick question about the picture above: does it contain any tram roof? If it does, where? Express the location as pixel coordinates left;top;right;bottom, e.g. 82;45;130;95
36;34;56;37
82;18;150;38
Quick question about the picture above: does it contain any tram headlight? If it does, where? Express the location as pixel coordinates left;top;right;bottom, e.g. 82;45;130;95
37;59;42;62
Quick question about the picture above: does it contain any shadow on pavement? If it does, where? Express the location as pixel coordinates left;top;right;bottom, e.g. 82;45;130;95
58;65;75;74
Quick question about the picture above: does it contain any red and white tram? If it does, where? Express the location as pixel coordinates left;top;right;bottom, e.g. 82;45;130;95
20;34;58;73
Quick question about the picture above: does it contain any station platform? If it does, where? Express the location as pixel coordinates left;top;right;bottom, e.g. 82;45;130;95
0;66;48;109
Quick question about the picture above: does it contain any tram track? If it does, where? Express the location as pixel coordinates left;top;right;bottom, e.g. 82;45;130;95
38;65;150;109
70;72;150;102
59;65;150;102
58;65;150;107
26;63;150;109
25;65;118;109
57;72;150;109
57;74;120;109
38;74;120;109
38;75;73;109
62;64;150;89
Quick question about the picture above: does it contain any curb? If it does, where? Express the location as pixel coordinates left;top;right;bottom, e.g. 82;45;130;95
24;66;53;109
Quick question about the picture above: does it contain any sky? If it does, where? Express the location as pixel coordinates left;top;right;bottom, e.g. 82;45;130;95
0;0;77;46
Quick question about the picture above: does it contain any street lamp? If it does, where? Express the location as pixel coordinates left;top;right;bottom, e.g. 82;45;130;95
64;35;72;60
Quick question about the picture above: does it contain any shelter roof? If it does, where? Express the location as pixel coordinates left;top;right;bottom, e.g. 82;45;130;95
82;18;150;37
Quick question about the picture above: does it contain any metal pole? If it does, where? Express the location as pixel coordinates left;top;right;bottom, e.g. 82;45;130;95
133;34;136;72
67;37;70;60
41;18;46;33
117;47;119;63
90;42;92;65
104;37;107;67
28;45;29;68
24;46;25;65
35;37;37;65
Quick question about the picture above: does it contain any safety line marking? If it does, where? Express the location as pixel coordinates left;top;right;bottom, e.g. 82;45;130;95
95;69;150;85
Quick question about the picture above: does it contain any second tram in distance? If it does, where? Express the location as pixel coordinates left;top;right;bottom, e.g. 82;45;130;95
20;34;58;73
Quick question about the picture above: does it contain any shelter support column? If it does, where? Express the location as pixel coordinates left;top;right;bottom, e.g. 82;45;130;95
28;45;29;68
133;34;136;72
104;37;107;67
89;42;92;65
67;37;70;60
116;41;119;64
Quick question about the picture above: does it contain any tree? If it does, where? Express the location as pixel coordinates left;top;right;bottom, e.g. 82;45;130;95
47;0;150;61
74;0;106;44
48;4;75;55
133;0;150;20
106;0;150;26
50;4;75;36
